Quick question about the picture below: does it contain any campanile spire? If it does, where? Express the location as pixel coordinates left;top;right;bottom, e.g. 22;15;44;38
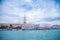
23;14;26;25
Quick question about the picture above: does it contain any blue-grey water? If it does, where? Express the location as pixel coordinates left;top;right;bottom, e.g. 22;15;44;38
0;29;60;40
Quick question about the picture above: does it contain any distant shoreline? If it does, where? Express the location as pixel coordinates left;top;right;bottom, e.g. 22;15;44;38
0;28;60;31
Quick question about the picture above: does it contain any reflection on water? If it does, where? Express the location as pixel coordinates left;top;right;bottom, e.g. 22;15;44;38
0;29;60;40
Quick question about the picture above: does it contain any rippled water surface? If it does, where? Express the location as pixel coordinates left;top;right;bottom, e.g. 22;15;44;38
0;29;60;40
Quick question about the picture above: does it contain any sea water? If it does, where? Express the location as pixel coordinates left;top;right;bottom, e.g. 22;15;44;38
0;29;60;40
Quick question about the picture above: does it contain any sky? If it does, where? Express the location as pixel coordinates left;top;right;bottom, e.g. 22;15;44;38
0;0;60;24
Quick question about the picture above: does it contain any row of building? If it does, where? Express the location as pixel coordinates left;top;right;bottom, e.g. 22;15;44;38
0;15;60;30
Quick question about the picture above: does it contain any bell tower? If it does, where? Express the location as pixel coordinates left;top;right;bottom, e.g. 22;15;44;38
22;14;30;30
23;14;26;25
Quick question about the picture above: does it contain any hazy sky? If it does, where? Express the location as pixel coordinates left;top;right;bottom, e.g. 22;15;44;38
0;0;60;24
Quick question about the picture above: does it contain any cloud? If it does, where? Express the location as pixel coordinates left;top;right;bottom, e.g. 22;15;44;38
21;3;32;11
44;17;60;21
0;0;60;24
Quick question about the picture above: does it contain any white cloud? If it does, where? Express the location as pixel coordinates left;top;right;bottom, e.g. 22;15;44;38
24;0;32;3
0;0;60;24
